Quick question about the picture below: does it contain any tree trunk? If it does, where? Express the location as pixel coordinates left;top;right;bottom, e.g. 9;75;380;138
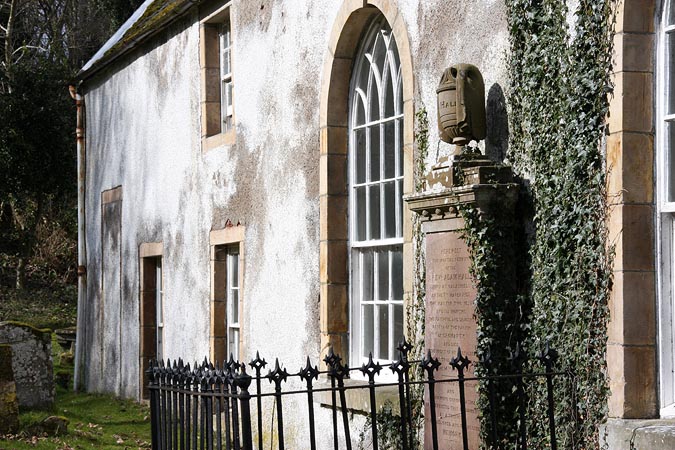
15;257;25;290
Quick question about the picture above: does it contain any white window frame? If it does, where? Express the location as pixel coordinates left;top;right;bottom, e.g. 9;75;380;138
658;0;675;417
348;17;404;366
156;257;164;362
226;245;240;361
219;19;233;133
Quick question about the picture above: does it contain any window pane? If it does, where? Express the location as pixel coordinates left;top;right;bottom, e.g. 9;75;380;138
369;74;380;123
397;119;403;176
229;253;239;287
231;289;239;323
372;32;387;74
391;249;403;300
369;125;380;182
397;179;403;232
355;94;366;127
669;3;675;26
368;185;381;240
668;33;675;115
361;250;374;302
355;128;366;184
362;304;374;358
221;80;228;117
377;305;389;360
668;121;675;202
383;121;396;179
355;186;366;241
384;70;395;118
226;82;233;109
377;250;389;301
229;328;239;360
157;328;163;361
393;304;403;352
383;181;397;238
356;54;370;93
222;49;231;75
389;39;400;80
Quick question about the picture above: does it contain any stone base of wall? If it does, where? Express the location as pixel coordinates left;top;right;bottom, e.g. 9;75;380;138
600;418;675;449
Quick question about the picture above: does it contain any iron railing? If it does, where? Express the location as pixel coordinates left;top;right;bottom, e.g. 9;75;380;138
148;341;563;450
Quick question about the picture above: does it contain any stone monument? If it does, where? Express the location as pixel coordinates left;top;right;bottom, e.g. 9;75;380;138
406;64;518;449
0;322;55;409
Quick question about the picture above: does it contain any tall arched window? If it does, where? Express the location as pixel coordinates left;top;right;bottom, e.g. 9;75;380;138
658;0;675;416
349;17;404;363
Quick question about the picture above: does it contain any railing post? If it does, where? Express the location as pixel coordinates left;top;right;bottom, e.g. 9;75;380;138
268;358;289;450
323;348;342;450
360;353;382;450
235;367;254;450
299;357;320;450
397;340;415;450
538;342;559;450
480;350;499;449
509;344;528;450
421;350;441;450
227;356;241;450
450;347;471;450
148;361;160;450
390;356;410;450
248;352;267;450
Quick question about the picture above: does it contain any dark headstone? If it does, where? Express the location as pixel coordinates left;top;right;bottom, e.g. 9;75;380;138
0;344;19;433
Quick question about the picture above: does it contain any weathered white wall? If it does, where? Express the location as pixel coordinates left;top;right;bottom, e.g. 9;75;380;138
81;0;510;446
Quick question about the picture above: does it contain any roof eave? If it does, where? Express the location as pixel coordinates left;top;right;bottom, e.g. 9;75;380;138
75;0;199;85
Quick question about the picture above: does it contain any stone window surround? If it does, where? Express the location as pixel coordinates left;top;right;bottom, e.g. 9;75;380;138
319;0;414;366
138;242;163;400
200;1;236;153
210;224;245;363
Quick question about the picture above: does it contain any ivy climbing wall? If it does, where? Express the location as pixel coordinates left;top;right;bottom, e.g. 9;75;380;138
505;0;616;448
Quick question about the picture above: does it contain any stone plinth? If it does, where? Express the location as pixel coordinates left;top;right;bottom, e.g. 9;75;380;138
0;322;54;409
406;154;518;449
424;231;480;448
0;344;19;433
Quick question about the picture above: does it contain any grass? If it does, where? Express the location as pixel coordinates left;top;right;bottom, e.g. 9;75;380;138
0;389;152;450
0;254;152;449
0;339;151;450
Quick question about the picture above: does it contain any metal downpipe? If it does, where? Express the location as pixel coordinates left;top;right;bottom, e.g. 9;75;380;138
69;85;86;392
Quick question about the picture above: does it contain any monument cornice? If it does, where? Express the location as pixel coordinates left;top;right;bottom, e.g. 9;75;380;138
405;182;519;223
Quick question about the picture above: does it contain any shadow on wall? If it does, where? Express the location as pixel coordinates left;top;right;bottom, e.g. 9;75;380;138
485;83;508;163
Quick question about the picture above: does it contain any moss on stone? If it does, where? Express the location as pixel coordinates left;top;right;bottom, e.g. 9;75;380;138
94;0;194;73
0;321;52;341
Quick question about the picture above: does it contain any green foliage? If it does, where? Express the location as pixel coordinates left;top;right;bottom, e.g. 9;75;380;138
0;337;149;448
458;203;529;447
503;0;616;448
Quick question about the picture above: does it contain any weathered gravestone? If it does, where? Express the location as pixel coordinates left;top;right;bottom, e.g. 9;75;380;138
407;154;518;449
0;344;19;433
0;322;54;409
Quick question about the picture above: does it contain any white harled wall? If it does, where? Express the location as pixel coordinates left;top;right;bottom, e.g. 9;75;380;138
81;0;510;446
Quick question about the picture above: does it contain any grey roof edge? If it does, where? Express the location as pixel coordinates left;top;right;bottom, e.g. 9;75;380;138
75;0;199;84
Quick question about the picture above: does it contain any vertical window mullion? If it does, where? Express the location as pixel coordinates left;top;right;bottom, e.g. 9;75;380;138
388;249;394;360
365;125;372;240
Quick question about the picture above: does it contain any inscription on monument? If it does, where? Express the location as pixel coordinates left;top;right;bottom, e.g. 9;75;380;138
424;231;479;449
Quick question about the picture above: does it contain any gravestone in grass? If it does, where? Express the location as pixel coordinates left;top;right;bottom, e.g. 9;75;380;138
0;322;55;409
